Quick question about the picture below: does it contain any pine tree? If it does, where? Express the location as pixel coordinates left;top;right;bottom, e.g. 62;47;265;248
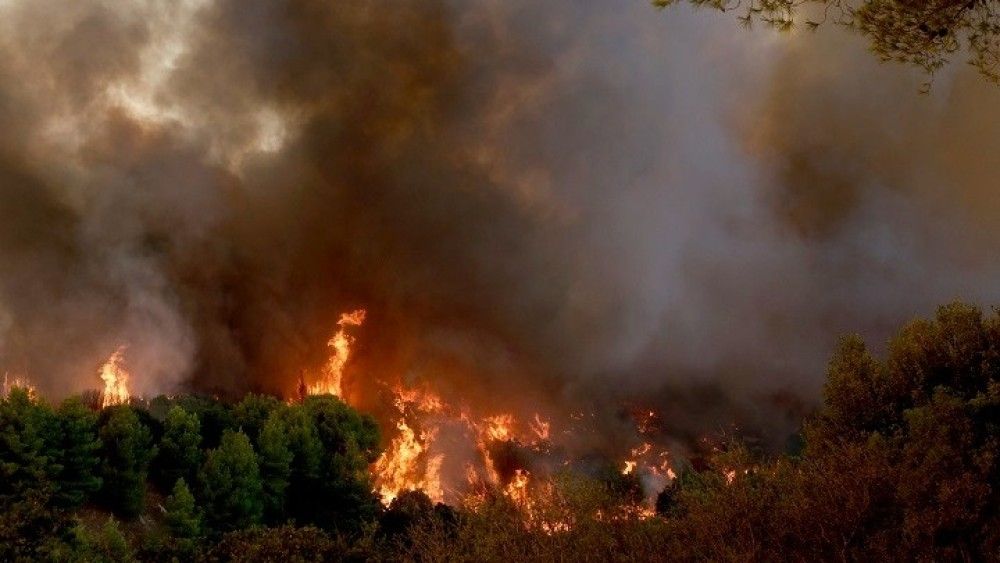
164;478;201;540
154;406;202;490
53;397;102;508
199;430;263;533
302;395;381;532
98;407;156;518
0;388;67;559
232;394;282;448
280;406;324;525
0;388;59;502
257;412;293;523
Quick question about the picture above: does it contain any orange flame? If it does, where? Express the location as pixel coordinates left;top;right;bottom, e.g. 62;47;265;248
372;386;445;505
374;419;443;505
99;346;131;408
310;307;676;515
307;309;365;397
531;413;550;441
483;414;515;442
2;373;36;398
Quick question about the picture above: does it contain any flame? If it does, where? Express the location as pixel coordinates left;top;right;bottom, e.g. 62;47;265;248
372;385;445;505
374;418;443;505
304;308;677;515
505;468;532;507
2;373;36;398
307;309;366;397
483;414;515;442
530;413;550;441
99;346;131;408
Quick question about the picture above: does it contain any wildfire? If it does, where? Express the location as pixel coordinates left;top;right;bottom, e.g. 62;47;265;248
308;308;677;518
372;386;446;505
99;346;131;408
483;413;516;442
374;418;444;505
505;468;532;508
2;373;36;398
531;413;550;441
307;309;366;397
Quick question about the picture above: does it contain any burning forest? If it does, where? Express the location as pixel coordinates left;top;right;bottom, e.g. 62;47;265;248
3;0;1000;560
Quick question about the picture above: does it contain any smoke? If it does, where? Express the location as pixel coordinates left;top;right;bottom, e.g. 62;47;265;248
1;0;999;450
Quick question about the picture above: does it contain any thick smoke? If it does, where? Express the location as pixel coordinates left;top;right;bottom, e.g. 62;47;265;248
1;0;999;452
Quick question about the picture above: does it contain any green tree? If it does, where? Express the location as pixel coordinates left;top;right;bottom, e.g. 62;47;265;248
66;517;136;563
53;397;102;508
232;394;282;447
299;396;381;532
0;388;68;560
173;396;235;450
164;478;202;541
257;412;293;523
98;407;156;518
154;406;202;490
199;430;263;533
0;388;60;502
280;406;324;525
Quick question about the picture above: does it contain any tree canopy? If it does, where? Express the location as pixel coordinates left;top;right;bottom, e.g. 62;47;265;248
654;0;1000;84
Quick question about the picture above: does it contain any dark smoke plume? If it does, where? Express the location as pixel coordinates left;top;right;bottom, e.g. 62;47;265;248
1;0;999;454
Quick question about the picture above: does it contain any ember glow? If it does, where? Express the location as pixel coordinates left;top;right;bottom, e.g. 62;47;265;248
99;347;131;408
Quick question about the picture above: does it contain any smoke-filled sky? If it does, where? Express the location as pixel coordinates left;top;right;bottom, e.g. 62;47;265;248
2;0;999;446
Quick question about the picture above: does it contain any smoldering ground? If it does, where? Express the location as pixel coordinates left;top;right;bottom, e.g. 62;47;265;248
1;0;999;453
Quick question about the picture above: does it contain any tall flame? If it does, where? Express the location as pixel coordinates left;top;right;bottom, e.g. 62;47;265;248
372;387;445;505
307;309;366;397
99;346;131;408
374;419;444;505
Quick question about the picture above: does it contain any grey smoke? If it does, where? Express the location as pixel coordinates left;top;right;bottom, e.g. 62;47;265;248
0;0;998;452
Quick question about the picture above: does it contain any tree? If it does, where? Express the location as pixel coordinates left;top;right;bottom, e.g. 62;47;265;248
280;406;324;525
172;396;235;450
257;412;293;524
0;388;60;503
653;0;1000;84
154;406;202;490
165;478;202;540
232;394;283;448
300;396;382;532
0;388;69;560
654;301;1000;560
53;397;102;508
66;517;136;563
199;430;264;533
98;407;156;518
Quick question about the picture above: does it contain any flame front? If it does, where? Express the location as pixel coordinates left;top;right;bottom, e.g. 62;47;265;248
307;309;366;397
306;308;675;518
99;346;131;408
372;387;445;505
